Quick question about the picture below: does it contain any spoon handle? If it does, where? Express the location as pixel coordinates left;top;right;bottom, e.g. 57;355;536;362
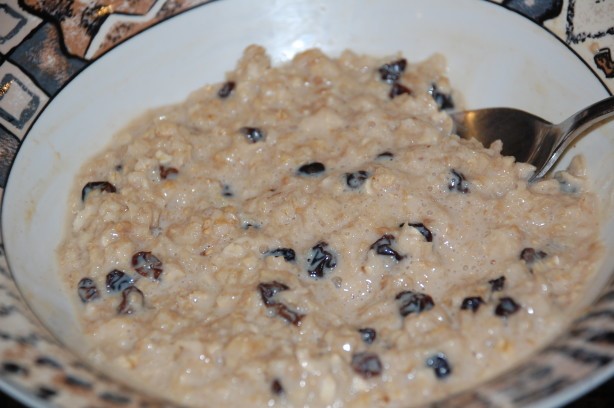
556;96;614;151
533;96;614;181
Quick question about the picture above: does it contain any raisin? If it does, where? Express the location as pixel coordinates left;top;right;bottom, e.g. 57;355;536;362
36;387;57;399
407;223;433;242
258;281;289;306
217;81;235;98
351;352;383;378
370;234;405;261
77;278;100;303
389;83;412;99
396;290;435;317
306;242;336;278
257;281;304;326
117;286;145;315
460;296;484;312
266;248;296;262
273;303;304;326
520;248;547;264
131;252;163;280
488;276;506;292
297;162;326;176
271;379;284;395
2;362;28;375
35;357;62;369
429;83;455;111
376;151;394;160
358;328;377;344
554;172;579;194
426;353;452;379
159;165;178;180
378;59;407;83
239;127;266;143
242;221;261;230
81;181;116;201
495;297;521;317
222;184;234;197
448;169;469;193
346;171;369;189
105;270;134;293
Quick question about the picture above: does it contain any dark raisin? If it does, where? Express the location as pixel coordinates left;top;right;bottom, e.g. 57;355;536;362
16;333;39;346
378;59;407;83
271;379;284;395
240;127;266;143
77;278;100;303
98;392;131;404
131;251;163;280
351;352;383;378
114;164;123;172
218;81;235;98
266;248;296;262
35;356;62;369
64;375;92;389
105;270;134;293
257;281;304;326
242;221;261;230
36;386;57;400
358;328;377;344
396;290;435;317
159;165;178;180
2;362;28;375
520;248;547;264
389;83;412;99
346;171;369;189
0;305;15;316
448;169;469;193
306;242;336;278
407;223;433;242
554;172;579;194
258;281;289;306
81;181;116;201
370;234;405;261
426;353;452;379
376;151;394;160
273;303;304;326
488;276;506;292
495;297;521;317
429;83;455;111
460;296;485;312
117;286;145;315
222;184;234;197
297;162;326;176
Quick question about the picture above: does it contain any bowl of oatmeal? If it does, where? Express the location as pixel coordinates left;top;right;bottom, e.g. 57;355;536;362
1;0;613;407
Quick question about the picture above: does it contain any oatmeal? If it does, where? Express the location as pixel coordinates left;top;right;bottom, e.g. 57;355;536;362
59;46;603;407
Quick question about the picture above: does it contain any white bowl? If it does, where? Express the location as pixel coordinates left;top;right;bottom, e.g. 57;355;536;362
1;0;613;406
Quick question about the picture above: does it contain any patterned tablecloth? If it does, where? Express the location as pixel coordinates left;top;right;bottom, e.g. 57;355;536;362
0;0;612;407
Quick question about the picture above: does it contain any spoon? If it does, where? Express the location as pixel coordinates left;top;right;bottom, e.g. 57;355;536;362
449;96;614;182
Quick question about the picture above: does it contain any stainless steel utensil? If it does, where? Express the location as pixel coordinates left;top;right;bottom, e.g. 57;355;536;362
450;96;614;181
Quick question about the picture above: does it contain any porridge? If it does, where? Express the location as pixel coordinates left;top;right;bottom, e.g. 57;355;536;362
59;46;603;407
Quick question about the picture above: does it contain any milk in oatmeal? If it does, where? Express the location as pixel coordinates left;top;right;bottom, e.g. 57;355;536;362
59;45;604;407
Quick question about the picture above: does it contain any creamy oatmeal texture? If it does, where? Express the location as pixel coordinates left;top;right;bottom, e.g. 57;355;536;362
59;46;603;407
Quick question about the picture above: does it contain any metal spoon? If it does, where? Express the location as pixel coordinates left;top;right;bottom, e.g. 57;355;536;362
449;96;614;182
